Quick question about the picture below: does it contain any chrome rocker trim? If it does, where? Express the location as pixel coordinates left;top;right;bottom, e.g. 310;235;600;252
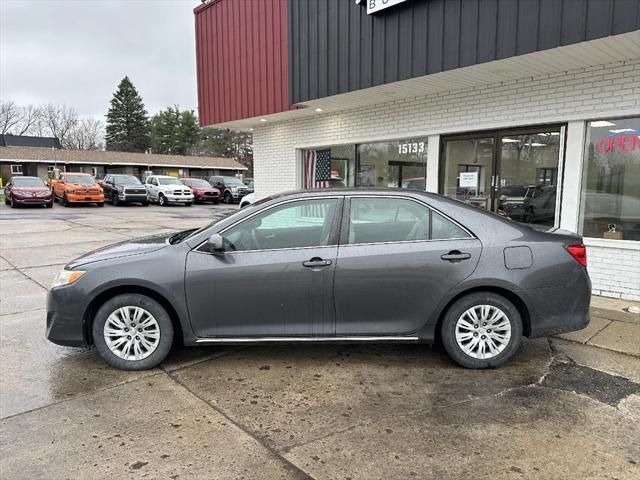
196;336;420;344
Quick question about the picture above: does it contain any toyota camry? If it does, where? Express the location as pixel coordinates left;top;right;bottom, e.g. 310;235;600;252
46;189;591;370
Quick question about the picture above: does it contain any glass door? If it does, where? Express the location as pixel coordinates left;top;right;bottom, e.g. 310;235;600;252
441;136;496;211
441;125;564;229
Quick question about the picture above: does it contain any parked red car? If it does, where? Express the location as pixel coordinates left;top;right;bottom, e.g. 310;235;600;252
4;176;53;208
180;178;220;204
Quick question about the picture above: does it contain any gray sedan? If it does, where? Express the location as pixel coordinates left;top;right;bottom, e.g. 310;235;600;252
46;189;591;370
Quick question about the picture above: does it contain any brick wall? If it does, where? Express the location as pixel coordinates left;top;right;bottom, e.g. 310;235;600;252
252;58;640;300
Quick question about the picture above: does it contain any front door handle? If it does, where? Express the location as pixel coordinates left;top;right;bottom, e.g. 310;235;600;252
441;251;471;262
303;257;332;268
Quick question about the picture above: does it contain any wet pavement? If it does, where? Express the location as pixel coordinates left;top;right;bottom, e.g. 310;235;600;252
1;201;639;479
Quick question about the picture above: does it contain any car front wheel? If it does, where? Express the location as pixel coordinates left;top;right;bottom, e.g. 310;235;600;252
224;191;233;204
92;294;174;370
158;194;167;206
441;292;522;369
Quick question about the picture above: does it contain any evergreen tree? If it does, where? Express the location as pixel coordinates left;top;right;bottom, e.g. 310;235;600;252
150;106;200;155
105;76;150;152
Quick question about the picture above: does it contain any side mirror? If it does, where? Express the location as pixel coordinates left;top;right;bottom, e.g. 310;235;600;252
207;233;224;252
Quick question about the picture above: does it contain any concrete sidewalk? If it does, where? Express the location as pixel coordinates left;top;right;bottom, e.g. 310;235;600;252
557;295;640;357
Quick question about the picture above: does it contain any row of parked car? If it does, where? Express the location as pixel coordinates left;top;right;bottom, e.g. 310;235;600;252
3;173;255;208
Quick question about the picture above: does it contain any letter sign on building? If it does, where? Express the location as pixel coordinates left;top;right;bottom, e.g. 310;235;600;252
356;0;409;15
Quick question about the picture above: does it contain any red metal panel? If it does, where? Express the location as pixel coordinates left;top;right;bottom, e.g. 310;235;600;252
194;0;291;126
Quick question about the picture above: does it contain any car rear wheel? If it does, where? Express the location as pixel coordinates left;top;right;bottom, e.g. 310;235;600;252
92;294;173;370
441;292;522;369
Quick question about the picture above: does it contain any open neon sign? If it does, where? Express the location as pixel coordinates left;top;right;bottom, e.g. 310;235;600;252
597;132;640;153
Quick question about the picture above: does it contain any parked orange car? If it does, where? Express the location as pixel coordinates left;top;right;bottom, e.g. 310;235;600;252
51;172;104;207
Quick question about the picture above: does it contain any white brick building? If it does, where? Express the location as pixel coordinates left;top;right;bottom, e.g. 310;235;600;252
195;1;640;301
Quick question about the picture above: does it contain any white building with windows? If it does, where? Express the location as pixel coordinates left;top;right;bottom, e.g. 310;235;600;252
195;0;640;300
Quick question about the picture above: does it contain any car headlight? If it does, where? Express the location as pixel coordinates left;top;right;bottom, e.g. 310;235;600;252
51;269;86;288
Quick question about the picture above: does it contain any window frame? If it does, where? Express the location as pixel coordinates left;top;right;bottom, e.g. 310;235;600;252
10;164;23;175
195;196;344;255
339;194;475;247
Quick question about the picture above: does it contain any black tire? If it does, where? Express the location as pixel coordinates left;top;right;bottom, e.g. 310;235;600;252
441;292;522;369
46;201;53;208
92;294;174;370
185;202;192;207
224;191;233;204
4;196;9;205
112;193;119;206
97;202;104;207
62;194;70;207
158;194;167;206
213;200;219;205
142;200;149;207
10;196;17;208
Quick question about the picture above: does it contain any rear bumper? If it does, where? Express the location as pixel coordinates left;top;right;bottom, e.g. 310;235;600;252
521;271;592;338
46;286;88;347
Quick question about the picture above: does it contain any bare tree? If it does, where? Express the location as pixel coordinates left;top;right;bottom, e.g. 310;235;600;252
64;118;104;150
15;104;42;135
0;101;22;135
43;103;78;144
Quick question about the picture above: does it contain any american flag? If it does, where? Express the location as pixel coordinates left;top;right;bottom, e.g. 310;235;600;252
304;149;331;189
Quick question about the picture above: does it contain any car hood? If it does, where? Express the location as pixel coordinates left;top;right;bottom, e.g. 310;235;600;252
67;233;171;268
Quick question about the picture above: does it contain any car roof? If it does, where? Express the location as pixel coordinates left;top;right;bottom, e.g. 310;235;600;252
12;176;40;179
63;172;92;176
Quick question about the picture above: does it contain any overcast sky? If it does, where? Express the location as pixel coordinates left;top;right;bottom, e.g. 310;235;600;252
1;0;199;121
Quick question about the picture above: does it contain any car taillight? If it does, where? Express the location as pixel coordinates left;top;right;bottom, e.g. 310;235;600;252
567;244;587;267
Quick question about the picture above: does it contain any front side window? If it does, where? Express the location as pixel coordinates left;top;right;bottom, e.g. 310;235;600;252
222;198;339;252
579;116;640;241
348;197;470;244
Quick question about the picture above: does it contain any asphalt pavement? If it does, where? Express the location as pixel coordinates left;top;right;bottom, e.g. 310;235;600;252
1;201;638;479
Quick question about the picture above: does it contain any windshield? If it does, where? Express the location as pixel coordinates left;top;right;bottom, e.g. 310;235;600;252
158;177;184;185
224;178;245;186
65;175;95;185
188;179;212;188
114;175;142;185
13;177;46;187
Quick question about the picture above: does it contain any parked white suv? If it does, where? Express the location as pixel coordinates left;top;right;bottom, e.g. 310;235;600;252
145;175;194;206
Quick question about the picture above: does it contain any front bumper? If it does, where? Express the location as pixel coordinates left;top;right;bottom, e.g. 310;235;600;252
12;195;53;204
119;193;148;203
194;192;220;202
165;194;194;203
46;286;88;347
67;193;104;203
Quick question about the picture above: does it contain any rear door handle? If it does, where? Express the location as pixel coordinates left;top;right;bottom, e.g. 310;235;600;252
303;257;332;268
441;251;471;262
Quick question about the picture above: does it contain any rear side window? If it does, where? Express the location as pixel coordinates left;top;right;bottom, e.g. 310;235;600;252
347;197;470;244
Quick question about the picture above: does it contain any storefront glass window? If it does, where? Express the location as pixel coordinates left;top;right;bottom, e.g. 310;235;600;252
302;137;428;190
579;116;640;241
356;138;427;189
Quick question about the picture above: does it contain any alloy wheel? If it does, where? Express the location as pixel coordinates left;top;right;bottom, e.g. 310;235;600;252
103;306;160;361
454;305;512;359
